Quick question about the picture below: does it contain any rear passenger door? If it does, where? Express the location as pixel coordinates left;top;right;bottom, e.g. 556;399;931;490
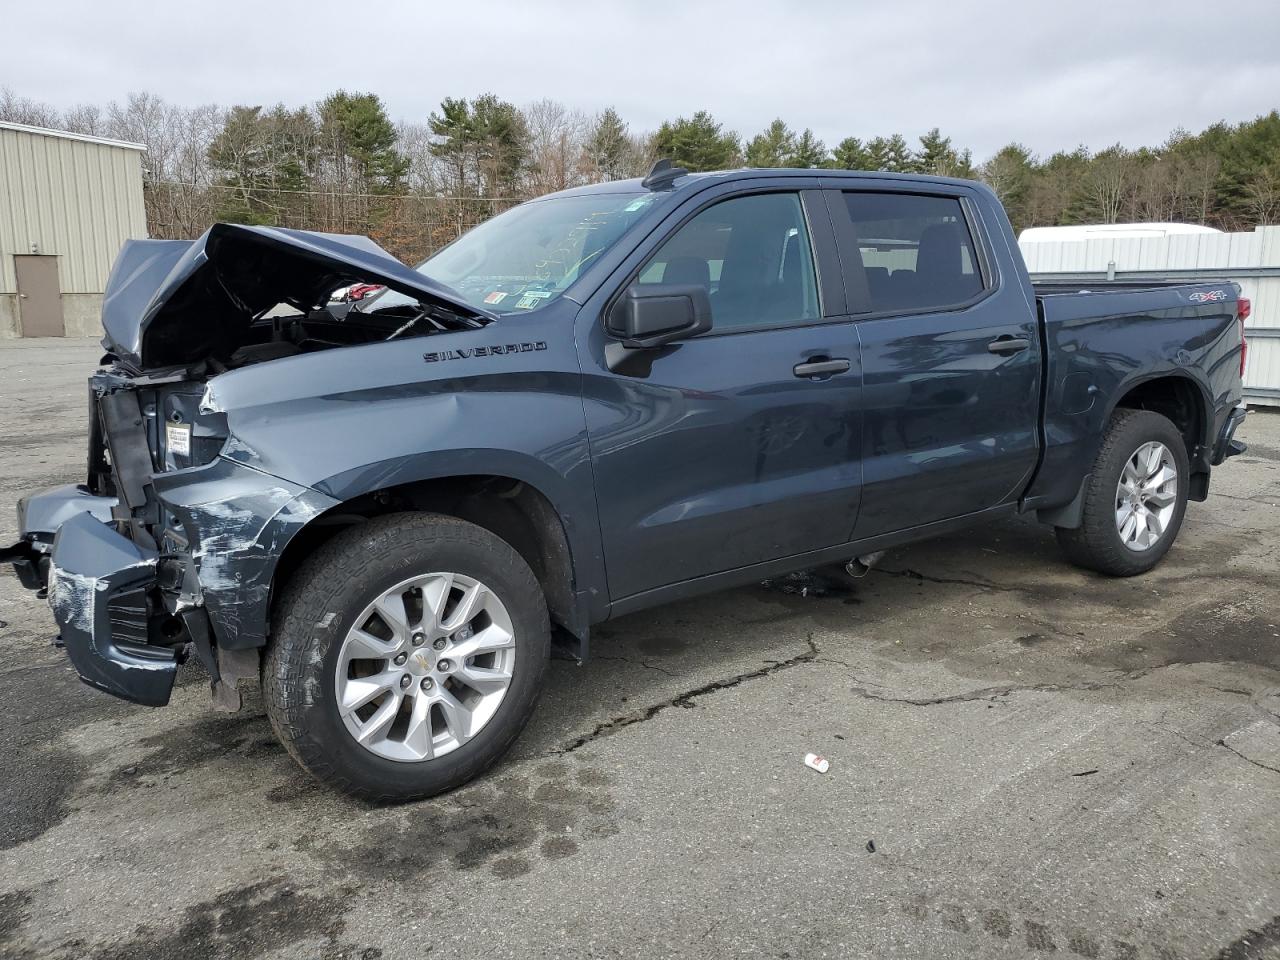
825;184;1041;540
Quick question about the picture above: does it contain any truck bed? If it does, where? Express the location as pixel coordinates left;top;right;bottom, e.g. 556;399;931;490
1023;277;1243;515
1032;278;1233;296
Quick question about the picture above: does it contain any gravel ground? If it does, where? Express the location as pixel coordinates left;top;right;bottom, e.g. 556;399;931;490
1;338;1278;960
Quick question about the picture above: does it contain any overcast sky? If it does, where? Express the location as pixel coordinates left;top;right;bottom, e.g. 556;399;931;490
5;0;1278;159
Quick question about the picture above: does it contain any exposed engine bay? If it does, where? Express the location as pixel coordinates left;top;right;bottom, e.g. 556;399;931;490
214;300;485;371
101;222;494;372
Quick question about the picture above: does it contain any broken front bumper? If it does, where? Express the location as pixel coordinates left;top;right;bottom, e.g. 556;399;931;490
2;485;175;705
47;511;176;705
0;485;117;590
5;465;339;707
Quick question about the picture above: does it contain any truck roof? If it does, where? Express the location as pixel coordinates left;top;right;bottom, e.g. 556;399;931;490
540;166;987;201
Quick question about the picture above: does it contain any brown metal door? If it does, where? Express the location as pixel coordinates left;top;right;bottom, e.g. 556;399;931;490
15;255;65;337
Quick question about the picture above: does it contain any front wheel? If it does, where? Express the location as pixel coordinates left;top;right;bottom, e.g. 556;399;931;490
1055;409;1190;577
263;513;550;801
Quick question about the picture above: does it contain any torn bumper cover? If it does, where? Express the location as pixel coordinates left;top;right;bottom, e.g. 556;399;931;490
4;465;338;707
0;485;118;590
46;511;173;706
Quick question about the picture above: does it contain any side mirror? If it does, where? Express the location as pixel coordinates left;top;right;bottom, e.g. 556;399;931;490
609;283;712;349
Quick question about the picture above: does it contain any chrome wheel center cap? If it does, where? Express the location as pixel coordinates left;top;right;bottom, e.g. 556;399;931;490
410;649;434;673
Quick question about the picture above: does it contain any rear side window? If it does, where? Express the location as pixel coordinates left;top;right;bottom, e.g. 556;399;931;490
639;192;820;331
843;192;984;313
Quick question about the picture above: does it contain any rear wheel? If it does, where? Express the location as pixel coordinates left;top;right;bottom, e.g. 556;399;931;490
1055;409;1190;577
263;513;549;801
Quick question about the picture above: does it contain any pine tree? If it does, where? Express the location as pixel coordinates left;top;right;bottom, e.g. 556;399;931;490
915;127;973;178
745;119;796;167
319;91;408;192
865;134;914;173
428;93;528;197
830;136;870;170
979;143;1035;230
208;104;318;226
1214;110;1280;222
585;107;630;181
651;111;740;172
786;129;827;168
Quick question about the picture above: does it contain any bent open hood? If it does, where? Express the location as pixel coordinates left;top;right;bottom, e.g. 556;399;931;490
101;223;482;369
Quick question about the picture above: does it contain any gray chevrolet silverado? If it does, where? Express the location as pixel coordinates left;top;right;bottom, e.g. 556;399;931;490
3;163;1249;799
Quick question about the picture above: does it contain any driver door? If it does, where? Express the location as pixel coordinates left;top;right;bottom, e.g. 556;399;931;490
576;185;864;603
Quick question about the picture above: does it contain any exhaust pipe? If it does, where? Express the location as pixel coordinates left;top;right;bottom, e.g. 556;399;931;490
845;551;885;579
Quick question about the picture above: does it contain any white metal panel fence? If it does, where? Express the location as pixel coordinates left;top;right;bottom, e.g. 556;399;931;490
1020;226;1280;405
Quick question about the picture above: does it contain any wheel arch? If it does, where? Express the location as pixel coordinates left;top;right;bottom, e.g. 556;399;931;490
271;463;599;657
1106;371;1213;498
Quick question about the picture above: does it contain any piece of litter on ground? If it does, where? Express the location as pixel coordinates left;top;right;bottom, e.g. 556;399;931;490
804;753;830;773
866;839;876;853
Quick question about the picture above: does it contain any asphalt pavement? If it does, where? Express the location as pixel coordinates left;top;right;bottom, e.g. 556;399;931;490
2;338;1278;959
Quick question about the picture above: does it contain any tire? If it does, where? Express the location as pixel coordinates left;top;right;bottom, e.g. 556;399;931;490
1055;409;1190;577
262;512;550;802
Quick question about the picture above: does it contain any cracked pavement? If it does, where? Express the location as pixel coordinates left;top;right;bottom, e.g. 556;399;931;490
2;338;1280;959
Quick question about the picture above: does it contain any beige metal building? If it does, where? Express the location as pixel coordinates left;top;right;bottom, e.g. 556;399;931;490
0;121;147;339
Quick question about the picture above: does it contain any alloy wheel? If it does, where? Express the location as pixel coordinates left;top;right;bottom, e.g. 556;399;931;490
334;572;516;762
1114;441;1178;552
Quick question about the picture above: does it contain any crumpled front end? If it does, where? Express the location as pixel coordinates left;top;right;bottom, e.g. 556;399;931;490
3;368;338;708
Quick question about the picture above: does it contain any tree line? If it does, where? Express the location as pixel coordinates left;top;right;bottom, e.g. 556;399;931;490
3;86;1278;263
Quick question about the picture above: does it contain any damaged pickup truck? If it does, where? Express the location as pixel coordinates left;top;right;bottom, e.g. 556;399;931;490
3;164;1250;800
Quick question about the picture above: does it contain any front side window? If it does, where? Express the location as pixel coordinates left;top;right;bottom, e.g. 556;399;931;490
638;192;820;331
844;192;984;313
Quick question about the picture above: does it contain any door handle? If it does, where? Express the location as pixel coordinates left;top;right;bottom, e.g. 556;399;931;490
987;336;1030;355
793;357;851;379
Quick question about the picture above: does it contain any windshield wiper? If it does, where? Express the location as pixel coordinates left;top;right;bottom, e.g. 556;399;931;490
385;304;485;341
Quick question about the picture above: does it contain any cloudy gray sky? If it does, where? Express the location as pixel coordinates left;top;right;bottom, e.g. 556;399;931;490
5;0;1278;159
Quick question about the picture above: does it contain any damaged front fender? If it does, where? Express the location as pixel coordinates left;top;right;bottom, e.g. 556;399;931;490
152;459;340;651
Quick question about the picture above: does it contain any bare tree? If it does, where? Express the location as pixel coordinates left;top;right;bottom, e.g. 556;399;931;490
1131;155;1177;222
105;93;179;183
1244;168;1280;226
522;99;588;195
61;103;105;136
0;87;61;126
1081;146;1133;224
1177;151;1221;225
397;121;445;195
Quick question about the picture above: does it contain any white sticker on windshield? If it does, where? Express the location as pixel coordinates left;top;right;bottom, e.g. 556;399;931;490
166;422;192;457
624;197;654;212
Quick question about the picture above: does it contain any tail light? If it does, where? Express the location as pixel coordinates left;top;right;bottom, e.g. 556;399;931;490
1238;297;1251;378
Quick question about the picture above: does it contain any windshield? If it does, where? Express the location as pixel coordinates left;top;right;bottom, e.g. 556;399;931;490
371;192;662;315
